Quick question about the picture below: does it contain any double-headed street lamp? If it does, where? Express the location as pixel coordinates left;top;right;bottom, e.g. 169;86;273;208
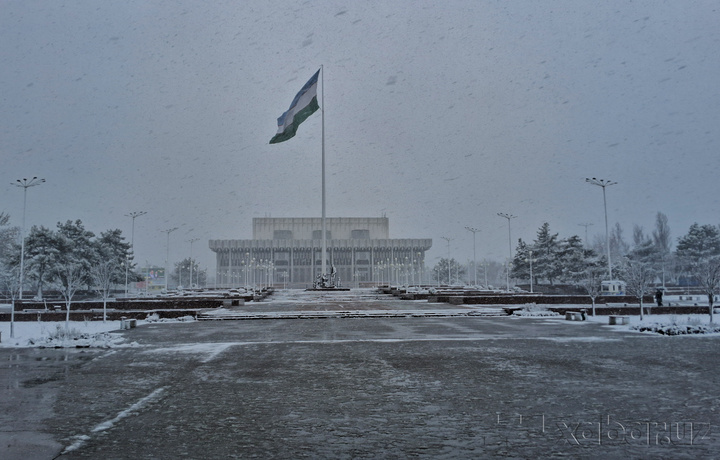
497;213;516;291
13;177;45;300
465;227;480;287
585;178;617;279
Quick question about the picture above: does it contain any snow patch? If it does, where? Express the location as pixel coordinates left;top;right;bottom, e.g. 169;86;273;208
0;320;128;349
632;322;720;335
145;313;196;323
512;303;561;317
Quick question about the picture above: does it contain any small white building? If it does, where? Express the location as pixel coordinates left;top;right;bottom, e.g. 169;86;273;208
600;280;626;296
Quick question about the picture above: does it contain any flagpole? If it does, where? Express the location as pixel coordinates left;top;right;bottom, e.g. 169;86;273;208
321;64;327;278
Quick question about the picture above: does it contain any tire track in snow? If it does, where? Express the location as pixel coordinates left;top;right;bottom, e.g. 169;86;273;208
59;387;166;456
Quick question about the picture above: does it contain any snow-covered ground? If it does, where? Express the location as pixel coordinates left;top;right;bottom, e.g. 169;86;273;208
553;311;720;335
0;319;136;349
3;294;719;348
591;313;720;335
0;315;193;349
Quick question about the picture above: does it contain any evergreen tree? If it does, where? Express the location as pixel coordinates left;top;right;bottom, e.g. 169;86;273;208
629;224;658;264
23;226;59;298
172;257;207;287
676;223;720;291
675;223;720;260
532;223;561;285
0;212;20;265
510;239;531;281
56;220;96;274
431;258;466;285
94;229;132;285
558;235;594;282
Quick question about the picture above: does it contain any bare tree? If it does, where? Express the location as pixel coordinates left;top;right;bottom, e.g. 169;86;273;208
620;257;656;320
0;264;21;339
652;212;672;252
610;223;630;263
91;260;115;322
653;214;673;286
579;264;605;316
690;257;720;323
52;263;86;333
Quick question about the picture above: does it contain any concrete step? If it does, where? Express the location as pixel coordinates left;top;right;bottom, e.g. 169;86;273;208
197;308;508;321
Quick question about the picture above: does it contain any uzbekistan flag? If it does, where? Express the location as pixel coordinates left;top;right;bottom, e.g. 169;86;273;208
269;70;320;144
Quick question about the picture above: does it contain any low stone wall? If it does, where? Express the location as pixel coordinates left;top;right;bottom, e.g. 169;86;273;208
12;298;239;311
426;294;651;305
548;305;715;316
0;309;203;322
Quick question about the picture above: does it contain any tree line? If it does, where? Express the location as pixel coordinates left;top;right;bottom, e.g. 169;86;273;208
0;217;134;299
0;215;207;302
430;212;720;319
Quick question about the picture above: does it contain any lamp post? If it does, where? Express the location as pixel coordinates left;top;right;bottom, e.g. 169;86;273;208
162;227;178;291
404;256;409;287
417;252;422;287
497;213;516;291
188;238;199;288
251;258;256;289
13;177;45;300
483;259;489;288
244;253;249;288
578;222;593;248
441;236;453;285
526;250;536;293
585;178;617;279
124;211;146;296
465;227;480;287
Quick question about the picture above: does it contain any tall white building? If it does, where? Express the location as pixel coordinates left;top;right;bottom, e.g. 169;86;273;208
209;217;432;288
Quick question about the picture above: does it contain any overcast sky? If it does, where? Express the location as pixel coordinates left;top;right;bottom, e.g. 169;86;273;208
2;0;718;273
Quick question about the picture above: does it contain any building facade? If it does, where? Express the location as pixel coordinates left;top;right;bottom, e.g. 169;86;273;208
209;217;432;288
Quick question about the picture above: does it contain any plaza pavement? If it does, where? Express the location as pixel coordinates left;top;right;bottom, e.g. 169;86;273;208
1;289;718;459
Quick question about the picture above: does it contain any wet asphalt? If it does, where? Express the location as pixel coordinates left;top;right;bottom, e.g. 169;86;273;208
2;289;719;459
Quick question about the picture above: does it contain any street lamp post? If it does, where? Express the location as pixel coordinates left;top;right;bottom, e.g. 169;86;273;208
124;211;146;296
162;227;178;291
441;236;453;285
483;259;489;288
526;250;535;293
251;258;256;288
417;252;422;287
497;213;516;291
578;222;593;248
585;178;617;279
244;253;249;288
188;238;199;288
13;177;45;300
465;227;480;287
